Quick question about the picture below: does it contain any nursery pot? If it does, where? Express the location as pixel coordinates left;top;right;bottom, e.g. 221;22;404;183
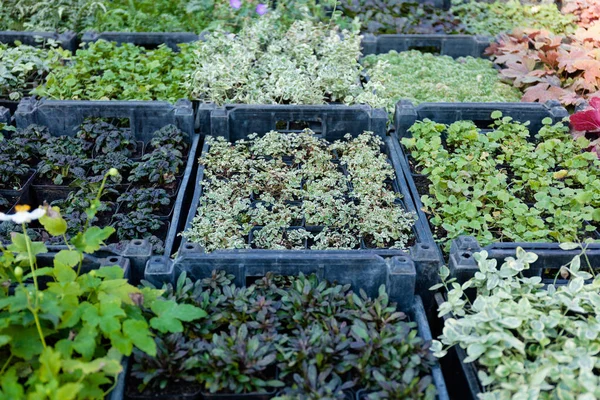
32;185;74;204
0;169;36;198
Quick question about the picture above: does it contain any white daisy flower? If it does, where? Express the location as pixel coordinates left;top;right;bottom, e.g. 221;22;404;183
0;205;46;224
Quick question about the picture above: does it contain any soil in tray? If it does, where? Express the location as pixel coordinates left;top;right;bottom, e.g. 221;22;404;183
125;378;202;400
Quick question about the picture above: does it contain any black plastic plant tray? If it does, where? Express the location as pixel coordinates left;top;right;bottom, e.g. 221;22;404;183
392;100;577;260
361;33;491;57
81;31;202;51
150;104;442;304
448;235;600;285
0;31;78;52
394;99;569;139
10;97;198;278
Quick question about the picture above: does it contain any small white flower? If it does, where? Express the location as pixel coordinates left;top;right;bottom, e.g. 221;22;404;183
0;205;46;224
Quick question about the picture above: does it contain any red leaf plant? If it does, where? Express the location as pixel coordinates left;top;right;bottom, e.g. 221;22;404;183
485;26;600;107
562;0;600;29
571;97;600;156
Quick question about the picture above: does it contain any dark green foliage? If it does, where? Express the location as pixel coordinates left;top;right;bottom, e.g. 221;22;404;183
129;147;184;186
113;209;164;241
336;0;466;34
117;187;171;214
149;124;189;154
77;120;137;156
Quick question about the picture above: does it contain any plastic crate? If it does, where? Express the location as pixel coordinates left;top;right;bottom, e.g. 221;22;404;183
148;104;443;305
12;97;198;279
81;31;201;51
0;106;9;124
394;99;569;138
449;235;600;284
0;31;78;52
361;34;491;57
394;101;573;262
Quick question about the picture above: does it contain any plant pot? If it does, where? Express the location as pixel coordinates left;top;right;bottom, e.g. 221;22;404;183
201;389;276;400
0;169;36;197
32;185;74;205
125;381;202;400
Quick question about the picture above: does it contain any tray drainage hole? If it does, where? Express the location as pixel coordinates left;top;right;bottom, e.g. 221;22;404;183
398;257;407;263
462;252;472;259
132;240;143;246
185;243;195;249
108;257;120;263
421;245;430;249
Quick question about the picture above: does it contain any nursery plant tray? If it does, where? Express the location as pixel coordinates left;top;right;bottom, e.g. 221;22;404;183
392;100;578;262
11;97;199;279
106;294;448;400
361;33;491;57
0;30;78;51
148;104;443;307
394;99;569;139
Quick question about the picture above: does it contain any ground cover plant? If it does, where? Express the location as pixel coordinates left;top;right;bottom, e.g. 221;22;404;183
188;15;376;106
334;0;467;34
183;129;416;251
34;40;196;102
0;171;206;398
401;113;600;250
361;50;522;114
129;270;436;398
561;0;600;28
451;0;576;36
0;122;189;253
486;27;600;107
0;42;69;101
433;245;600;399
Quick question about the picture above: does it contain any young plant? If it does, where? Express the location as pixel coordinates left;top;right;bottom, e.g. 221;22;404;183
198;324;284;394
433;245;600;399
113;209;165;242
402;113;600;249
0;169;206;398
0;42;69;101
37;151;89;185
117;187;171;214
129;147;184;186
184;130;415;251
149;124;189;155
77;120;137;156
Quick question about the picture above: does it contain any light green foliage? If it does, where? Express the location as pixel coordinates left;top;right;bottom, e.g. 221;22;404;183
35;40;196;102
451;0;576;36
359;50;521;113
402;115;600;249
433;247;600;399
0;42;69;101
85;0;329;34
0;173;206;398
184;130;415;251
188;15;372;106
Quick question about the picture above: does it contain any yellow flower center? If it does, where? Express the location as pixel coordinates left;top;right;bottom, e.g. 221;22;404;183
15;205;31;212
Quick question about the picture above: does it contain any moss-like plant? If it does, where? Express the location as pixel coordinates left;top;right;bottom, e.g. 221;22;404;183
360;50;522;115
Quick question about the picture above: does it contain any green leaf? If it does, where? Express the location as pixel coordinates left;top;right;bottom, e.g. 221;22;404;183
559;242;580;251
123;320;156;357
150;300;207;333
71;226;116;253
55;250;83;269
39;207;68;236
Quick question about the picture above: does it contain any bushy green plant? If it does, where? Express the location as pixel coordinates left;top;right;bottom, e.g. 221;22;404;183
451;0;576;36
360;50;522;114
0;170;206;398
402;113;600;250
35;40;196;102
183;130;415;251
0;42;69;101
85;0;329;34
188;15;374;106
433;245;600;399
